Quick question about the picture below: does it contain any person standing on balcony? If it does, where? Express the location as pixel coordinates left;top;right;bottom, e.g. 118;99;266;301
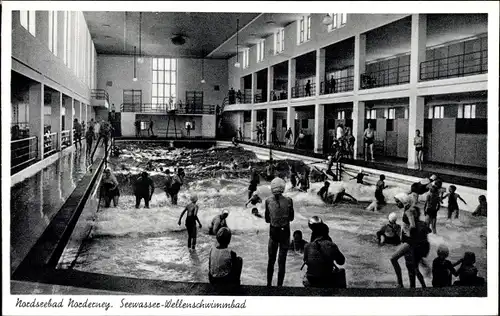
330;75;337;94
305;80;312;97
228;87;236;105
73;118;83;151
148;118;155;136
284;127;293;146
238;127;243;141
236;90;242;103
186;122;192;138
271;128;280;147
135;120;141;137
363;122;375;161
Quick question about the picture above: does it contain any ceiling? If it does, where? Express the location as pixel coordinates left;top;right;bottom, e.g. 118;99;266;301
83;12;259;59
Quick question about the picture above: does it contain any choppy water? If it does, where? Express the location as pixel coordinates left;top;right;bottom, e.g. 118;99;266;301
70;145;487;288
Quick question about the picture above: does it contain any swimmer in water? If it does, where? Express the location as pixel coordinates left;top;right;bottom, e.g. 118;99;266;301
178;195;203;250
328;187;357;204
251;207;263;218
377;212;402;245
245;193;262;208
248;168;260;199
288;163;298;188
317;181;330;203
442;185;467;220
351;169;369;185
289;230;307;253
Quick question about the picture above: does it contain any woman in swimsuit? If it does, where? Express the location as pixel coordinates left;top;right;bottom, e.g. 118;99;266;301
363;123;375;161
414;129;424;171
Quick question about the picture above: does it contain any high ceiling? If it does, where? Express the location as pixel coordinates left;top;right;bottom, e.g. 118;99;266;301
83;12;260;59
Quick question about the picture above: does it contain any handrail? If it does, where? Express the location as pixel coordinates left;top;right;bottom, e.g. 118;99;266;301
292;82;316;98
91;89;110;105
61;130;72;149
420;49;487;81
270;90;288;101
11;136;38;171
120;103;216;114
320;76;354;94
43;132;58;158
361;64;410;89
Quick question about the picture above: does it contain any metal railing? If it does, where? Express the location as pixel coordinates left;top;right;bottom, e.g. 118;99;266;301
120;103;216;114
11;122;30;140
292;82;316;98
43;132;58;158
320;76;354;94
61;130;72;149
11;136;38;170
420;49;488;81
254;91;264;103
239;92;252;104
91;89;110;104
361;64;410;89
270;90;288;101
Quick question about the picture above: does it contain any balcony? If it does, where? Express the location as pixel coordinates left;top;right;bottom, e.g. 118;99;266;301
270;90;288;102
120;103;215;115
361;64;410;89
292;82;316;98
420;49;487;81
91;89;110;109
11;136;38;172
320;76;354;95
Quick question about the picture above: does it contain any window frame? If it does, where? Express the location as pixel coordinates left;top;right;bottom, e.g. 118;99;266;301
256;39;265;63
366;109;377;119
337;111;346;120
328;13;347;32
242;48;250;69
431;105;445;119
20;10;36;36
274;28;285;54
458;104;476;119
152;58;178;108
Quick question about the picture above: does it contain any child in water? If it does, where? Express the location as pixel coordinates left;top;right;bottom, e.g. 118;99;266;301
432;244;460;287
317;181;330;203
442;185;467;220
424;186;441;234
299;171;310;192
351;169;368;185
376;212;401;245
289;230;307;253
178;195;203;250
245;193;262;208
472;195;487;217
375;175;388;205
289;164;298;188
453;251;485;286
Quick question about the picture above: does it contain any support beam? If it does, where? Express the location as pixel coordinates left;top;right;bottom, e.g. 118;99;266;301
288;59;296;99
29;83;44;160
251;73;257;104
267;66;274;102
250;110;257;141
407;96;425;169
352;100;365;159
64;97;74;144
50;90;62;151
316;48;326;96
266;108;274;145
286;106;296;144
354;34;366;92
314;103;325;153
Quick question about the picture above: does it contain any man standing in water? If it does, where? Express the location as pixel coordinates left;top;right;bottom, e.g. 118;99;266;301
178;195;203;250
134;171;155;208
265;177;295;287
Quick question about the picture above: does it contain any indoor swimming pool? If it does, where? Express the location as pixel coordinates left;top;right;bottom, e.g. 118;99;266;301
65;143;487;288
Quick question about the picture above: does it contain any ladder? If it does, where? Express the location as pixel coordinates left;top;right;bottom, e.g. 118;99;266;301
165;110;180;139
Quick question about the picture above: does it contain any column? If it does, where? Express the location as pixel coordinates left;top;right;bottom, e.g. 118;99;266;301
64;97;74;144
266;108;274;145
314;103;325;153
250;110;257;141
74;100;81;122
353;34;366;92
29;83;44;159
316;48;326;96
50;90;62;150
286;106;296;140
352;100;365;159
267;66;274;102
251;73;257;104
407;14;427;169
82;103;87;125
288;59;296;99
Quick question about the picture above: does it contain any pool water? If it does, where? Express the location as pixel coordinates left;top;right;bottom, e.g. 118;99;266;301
70;145;487;288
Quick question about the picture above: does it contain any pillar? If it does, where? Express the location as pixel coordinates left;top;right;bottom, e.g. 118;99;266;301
82;103;87;125
407;14;427;169
29;83;44;159
74;100;81;122
352;100;365;159
251;73;257;104
267;66;274;102
250;110;257;141
64;97;74;144
316;48;326;96
50;90;62;150
286;106;296;140
266;108;274;145
314;103;325;153
354;34;366;92
288;59;296;99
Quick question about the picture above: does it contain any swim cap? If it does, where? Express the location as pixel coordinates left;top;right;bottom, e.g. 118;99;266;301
359;169;363;173
222;209;229;215
270;177;286;194
388;212;397;223
216;227;232;246
190;195;198;203
308;216;323;226
104;168;111;173
437;244;449;258
429;174;437;181
394;193;411;206
327;156;333;160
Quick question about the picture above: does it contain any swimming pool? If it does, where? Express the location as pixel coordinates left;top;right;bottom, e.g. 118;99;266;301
67;143;487;288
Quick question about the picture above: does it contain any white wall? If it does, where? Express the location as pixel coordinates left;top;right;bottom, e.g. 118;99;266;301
201;115;216;138
97;56;228;109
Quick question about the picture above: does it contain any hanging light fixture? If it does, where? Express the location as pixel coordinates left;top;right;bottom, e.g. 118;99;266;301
201;49;206;84
137;12;144;64
133;45;138;81
234;18;241;68
322;13;333;25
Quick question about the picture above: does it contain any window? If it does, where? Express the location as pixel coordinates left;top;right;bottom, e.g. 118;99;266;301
242;48;249;69
123;90;142;107
366;109;377;119
387;108;396;119
430;106;444;119
274;28;285;54
48;11;58;55
152;58;177;107
458;104;476;119
256;40;265;62
20;11;36;36
185;121;196;130
297;15;311;44
337;111;345;120
404;108;409;119
328;13;347;32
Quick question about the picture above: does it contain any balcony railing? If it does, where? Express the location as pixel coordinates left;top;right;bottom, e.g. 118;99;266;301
120;103;215;114
292;82;316;98
91;89;110;104
270;90;288;101
320;76;354;94
61;130;72;149
43;132;58;158
11;136;38;171
420;49;487;81
254;91;264;103
361;64;410;89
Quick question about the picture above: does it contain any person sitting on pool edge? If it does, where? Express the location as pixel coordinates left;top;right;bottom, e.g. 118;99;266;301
133;171;155;209
209;210;229;236
178;194;203;250
303;216;346;288
208;227;243;286
290;230;307;253
101;168;120;208
376;212;401;246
